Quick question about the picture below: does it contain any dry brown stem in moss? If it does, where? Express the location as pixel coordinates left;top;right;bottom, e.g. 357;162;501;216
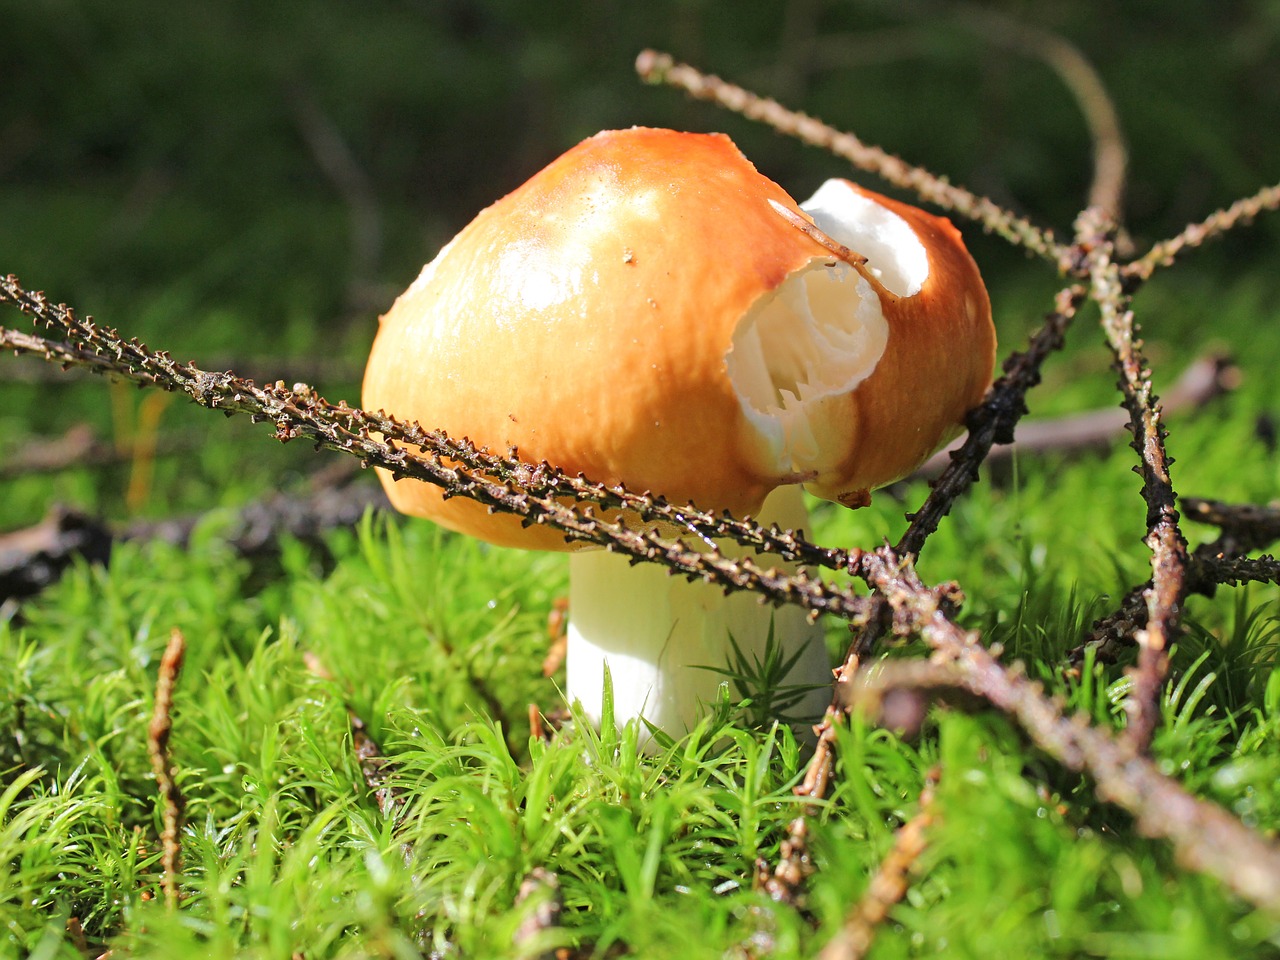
816;768;939;960
147;628;187;910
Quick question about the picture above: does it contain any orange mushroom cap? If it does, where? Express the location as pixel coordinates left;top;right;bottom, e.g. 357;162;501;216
362;127;995;549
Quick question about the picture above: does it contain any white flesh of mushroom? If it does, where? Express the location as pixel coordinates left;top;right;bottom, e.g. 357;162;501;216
565;180;930;738
728;180;928;480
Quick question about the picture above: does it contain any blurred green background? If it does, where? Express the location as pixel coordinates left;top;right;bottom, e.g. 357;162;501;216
2;0;1279;525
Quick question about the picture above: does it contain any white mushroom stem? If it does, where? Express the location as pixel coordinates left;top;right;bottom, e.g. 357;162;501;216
565;485;830;737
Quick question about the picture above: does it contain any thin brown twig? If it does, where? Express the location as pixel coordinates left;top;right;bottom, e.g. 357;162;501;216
1076;206;1189;755
634;49;1066;261
897;284;1086;556
147;628;186;910
1124;182;1280;282
1195;552;1280;589
1182;497;1280;544
817;768;940;960
854;546;1280;913
942;2;1128;219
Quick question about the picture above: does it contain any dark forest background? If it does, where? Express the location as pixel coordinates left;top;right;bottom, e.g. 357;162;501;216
2;0;1279;523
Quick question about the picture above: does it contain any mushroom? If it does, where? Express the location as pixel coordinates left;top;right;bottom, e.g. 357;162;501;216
362;127;995;738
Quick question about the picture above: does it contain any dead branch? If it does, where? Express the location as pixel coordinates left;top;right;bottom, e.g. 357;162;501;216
1081;496;1280;664
1076;538;1280;667
898;285;1086;556
914;353;1239;477
1196;552;1280;589
147;628;186;910
0;506;114;601
0;470;390;604
635;50;1066;262
1182;497;1280;549
942;2;1128;219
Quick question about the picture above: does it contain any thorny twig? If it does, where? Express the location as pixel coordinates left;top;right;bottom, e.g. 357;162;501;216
896;285;1086;557
1076;206;1189;755
1075;500;1280;666
636;49;1066;262
147;628;186;910
1182;497;1280;547
840;659;980;726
